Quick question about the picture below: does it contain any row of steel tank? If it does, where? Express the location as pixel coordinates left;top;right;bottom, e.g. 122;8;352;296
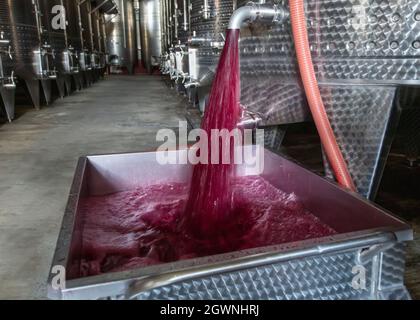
0;0;118;122
80;0;233;109
134;0;234;111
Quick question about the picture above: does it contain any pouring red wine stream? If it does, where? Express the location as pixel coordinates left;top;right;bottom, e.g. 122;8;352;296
182;29;242;237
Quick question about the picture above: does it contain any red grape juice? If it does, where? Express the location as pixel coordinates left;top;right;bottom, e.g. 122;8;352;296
79;176;336;276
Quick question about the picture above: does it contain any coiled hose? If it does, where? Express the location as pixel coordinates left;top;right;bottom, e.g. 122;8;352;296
289;0;356;191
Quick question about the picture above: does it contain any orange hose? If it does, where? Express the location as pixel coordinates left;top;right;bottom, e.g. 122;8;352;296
289;0;356;191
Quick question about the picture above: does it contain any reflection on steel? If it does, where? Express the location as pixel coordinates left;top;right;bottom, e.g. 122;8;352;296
321;85;400;200
106;0;137;74
48;148;412;299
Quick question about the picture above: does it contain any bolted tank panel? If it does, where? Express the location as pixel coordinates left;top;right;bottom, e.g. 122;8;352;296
139;0;163;73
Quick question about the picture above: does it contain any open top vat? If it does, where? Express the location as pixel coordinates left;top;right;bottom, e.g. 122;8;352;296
48;147;412;300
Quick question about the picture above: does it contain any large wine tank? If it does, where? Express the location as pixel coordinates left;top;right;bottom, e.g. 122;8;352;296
90;9;101;69
99;14;108;67
78;0;95;71
38;0;75;97
0;1;17;121
38;0;66;73
106;0;137;74
160;0;175;52
236;0;420;201
63;0;83;72
139;0;163;73
0;0;58;112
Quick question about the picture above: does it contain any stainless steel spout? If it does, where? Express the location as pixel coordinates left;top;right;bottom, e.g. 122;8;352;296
228;2;288;30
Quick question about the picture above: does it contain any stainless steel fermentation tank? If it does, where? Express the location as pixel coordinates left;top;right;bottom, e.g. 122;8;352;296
235;0;420;201
48;147;413;299
77;0;100;84
91;9;102;68
106;0;137;74
0;1;16;122
0;0;60;117
62;0;84;91
91;9;106;72
138;0;163;73
38;0;76;98
77;0;94;81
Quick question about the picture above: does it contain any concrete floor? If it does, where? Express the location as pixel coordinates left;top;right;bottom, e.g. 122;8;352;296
0;75;186;299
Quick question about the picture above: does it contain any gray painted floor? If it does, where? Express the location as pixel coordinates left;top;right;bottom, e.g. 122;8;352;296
0;75;185;299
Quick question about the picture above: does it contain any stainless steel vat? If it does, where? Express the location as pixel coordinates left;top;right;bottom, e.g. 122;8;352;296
90;9;101;70
62;0;84;90
78;0;94;73
63;0;83;69
0;0;59;110
160;0;174;52
38;0;74;97
106;0;137;74
0;1;16;121
99;14;109;68
48;147;412;300
39;0;67;73
236;0;420;200
139;0;163;73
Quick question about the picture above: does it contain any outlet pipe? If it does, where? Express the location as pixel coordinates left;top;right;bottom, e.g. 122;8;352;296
228;1;356;191
228;3;288;29
288;0;356;191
